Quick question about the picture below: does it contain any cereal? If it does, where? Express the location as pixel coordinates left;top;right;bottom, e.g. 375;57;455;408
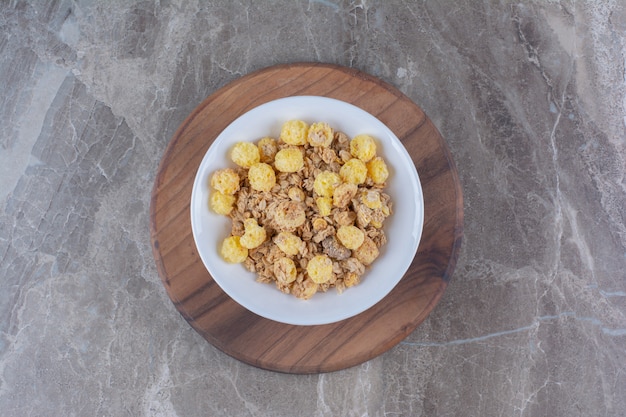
340;158;367;185
292;279;318;300
313;171;341;198
307;122;334;147
248;162;276;192
220;236;248;263
306;255;334;284
257;137;278;163
288;186;305;202
274;232;304;256
274;257;297;284
273;201;306;231
336;225;364;250
280;120;308;145
367;156;389;184
209;121;392;299
239;218;267;249
231;142;260;168
344;272;360;288
370;219;383;229
361;190;382;209
274;147;304;173
210;191;236;215
321;236;351;260
316;197;332;216
332;183;357;208
350;134;377;162
312;218;328;231
354;236;379;265
211;168;240;195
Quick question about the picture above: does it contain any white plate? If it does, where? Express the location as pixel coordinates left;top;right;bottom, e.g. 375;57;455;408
190;96;423;326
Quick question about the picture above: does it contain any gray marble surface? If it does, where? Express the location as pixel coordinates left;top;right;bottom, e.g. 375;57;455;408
1;0;625;416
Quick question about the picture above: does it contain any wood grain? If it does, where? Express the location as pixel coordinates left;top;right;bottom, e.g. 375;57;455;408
150;63;463;374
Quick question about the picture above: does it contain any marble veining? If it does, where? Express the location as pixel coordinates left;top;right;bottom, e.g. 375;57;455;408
1;1;625;416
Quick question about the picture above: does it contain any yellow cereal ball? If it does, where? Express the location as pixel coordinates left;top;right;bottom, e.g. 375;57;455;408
274;147;304;173
274;257;297;284
248;162;276;192
313;171;341;197
361;190;382;209
354;237;379;266
274;232;303;256
280;120;309;145
339;158;367;185
307;122;334;147
209;191;236;215
257;137;278;163
306;255;334;284
220;236;248;263
210;168;240;195
231;141;260;168
367;156;389;184
273;201;306;230
350;134;377;162
336;225;365;250
316;197;332;217
239;218;266;249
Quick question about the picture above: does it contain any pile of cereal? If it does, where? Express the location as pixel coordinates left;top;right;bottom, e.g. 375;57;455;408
208;120;392;299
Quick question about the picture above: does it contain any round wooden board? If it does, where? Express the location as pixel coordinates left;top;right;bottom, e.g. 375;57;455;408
150;63;463;374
